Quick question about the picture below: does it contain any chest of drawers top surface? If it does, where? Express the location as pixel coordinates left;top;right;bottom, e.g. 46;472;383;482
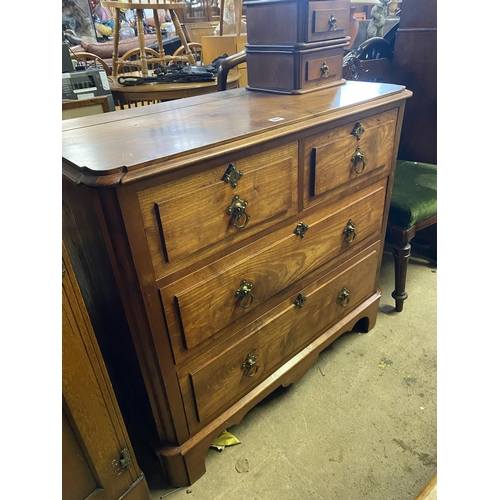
62;82;409;186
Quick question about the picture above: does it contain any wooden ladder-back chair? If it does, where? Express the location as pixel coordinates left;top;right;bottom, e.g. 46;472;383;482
117;47;162;73
173;42;203;65
70;52;112;75
102;0;196;77
343;0;437;312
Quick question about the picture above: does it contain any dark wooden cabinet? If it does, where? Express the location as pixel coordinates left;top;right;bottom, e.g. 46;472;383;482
62;242;151;500
390;0;436;164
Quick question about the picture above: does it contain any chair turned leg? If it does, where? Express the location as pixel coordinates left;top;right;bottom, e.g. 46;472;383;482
391;242;411;312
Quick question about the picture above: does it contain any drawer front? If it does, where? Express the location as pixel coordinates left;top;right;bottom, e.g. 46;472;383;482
304;109;398;206
308;0;350;43
245;0;349;45
303;46;343;89
179;243;380;427
245;2;299;45
138;142;298;277
161;180;386;361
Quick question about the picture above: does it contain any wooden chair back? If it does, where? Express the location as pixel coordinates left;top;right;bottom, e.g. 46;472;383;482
70;52;111;76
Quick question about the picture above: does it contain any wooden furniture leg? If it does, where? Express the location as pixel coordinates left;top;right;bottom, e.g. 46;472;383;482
169;9;196;65
153;10;166;60
391;241;411;312
219;0;225;35
112;7;121;77
235;0;242;36
135;9;149;76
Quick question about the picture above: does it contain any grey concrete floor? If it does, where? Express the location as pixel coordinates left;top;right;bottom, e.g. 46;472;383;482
143;246;437;500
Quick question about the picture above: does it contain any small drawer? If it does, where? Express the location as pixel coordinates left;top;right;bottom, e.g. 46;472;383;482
246;43;346;95
307;1;350;43
304;108;398;207
178;243;380;428
245;0;350;45
161;179;386;363
302;46;343;90
137;142;298;277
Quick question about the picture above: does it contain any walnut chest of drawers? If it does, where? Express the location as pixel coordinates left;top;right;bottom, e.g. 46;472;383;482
62;81;411;487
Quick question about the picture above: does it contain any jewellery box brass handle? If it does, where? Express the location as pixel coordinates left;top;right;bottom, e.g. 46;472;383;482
320;62;330;78
337;287;350;307
328;14;338;30
242;353;259;377
227;194;251;229
351;146;366;174
343;219;356;243
235;279;255;309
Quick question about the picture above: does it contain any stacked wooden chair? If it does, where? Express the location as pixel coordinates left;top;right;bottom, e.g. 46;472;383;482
101;0;197;76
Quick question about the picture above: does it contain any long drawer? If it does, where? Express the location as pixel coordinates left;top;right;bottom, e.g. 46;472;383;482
177;242;380;430
161;179;386;363
137;142;299;278
303;108;398;208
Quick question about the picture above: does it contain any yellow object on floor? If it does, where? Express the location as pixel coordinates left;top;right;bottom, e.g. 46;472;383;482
210;431;241;451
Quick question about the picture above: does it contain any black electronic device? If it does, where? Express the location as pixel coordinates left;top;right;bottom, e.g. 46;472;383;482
62;68;115;111
62;42;74;73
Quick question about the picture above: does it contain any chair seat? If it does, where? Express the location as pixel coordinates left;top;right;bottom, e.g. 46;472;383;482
388;160;437;229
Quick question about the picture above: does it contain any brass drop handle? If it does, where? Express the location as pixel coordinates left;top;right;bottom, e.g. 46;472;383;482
320;62;330;78
227;194;251;229
328;14;338;30
242;353;259;377
351;146;366;174
235;279;255;309
337;287;350;307
343;219;356;243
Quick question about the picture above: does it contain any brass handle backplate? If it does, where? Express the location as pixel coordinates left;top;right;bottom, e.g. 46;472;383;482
351;146;366;174
294;293;308;308
320;62;330;78
227;194;250;229
343;219;356;243
337;287;350;307
328;14;338;30
351;122;365;140
235;279;255;309
221;163;243;187
294;222;309;238
242;353;259;377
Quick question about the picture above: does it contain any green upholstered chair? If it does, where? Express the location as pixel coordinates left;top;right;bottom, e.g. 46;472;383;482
387;160;437;311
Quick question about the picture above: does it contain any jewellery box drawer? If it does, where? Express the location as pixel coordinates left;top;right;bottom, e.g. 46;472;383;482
177;242;380;430
245;0;350;45
246;43;346;95
137;142;298;278
161;179;386;363
303;108;398;207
